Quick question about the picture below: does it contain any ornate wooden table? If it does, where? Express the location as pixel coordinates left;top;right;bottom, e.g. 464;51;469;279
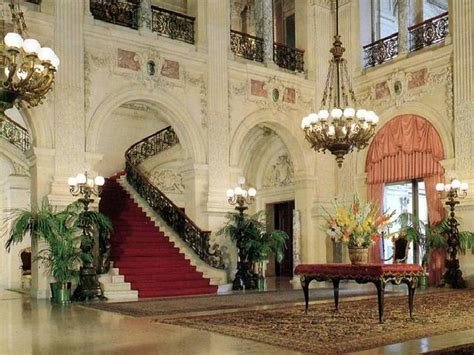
294;263;424;324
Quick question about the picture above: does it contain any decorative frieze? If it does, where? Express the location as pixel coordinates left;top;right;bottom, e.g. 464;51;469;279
148;169;185;193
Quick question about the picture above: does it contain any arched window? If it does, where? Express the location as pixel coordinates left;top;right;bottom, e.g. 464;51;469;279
366;114;445;285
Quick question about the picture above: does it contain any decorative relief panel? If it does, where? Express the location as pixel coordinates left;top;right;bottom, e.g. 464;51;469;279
161;59;180;80
262;153;294;188
184;71;208;127
148;169;185;193
282;87;296;104
250;79;267;97
117;48;141;71
358;66;453;120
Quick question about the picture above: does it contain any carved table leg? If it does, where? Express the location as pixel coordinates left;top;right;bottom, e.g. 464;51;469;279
301;276;310;314
332;278;340;310
407;279;416;319
374;280;386;324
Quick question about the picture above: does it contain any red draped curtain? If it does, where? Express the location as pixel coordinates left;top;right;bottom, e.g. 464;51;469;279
365;115;445;286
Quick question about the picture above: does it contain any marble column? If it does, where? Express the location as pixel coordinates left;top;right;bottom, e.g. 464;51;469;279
139;0;152;34
254;0;274;64
205;0;231;231
398;0;410;54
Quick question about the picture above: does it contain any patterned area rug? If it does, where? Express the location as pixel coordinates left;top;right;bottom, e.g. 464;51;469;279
82;287;393;317
161;290;474;354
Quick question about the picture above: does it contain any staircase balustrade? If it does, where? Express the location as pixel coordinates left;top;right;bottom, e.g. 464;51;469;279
409;12;448;52
90;0;139;30
125;126;225;269
0;118;31;152
230;30;264;63
151;6;195;44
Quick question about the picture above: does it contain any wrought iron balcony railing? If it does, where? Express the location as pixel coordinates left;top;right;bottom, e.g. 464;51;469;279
273;42;304;72
363;32;399;68
230;30;264;63
151;6;195;44
125;126;225;269
90;0;139;30
409;12;448;52
25;0;41;4
0;118;31;152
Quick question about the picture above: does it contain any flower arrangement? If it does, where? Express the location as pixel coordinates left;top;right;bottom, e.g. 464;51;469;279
324;196;394;248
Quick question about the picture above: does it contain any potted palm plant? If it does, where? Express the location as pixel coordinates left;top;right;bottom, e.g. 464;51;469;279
217;210;288;291
4;198;111;304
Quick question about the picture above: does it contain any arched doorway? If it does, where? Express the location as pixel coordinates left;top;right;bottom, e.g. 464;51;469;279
366;114;445;285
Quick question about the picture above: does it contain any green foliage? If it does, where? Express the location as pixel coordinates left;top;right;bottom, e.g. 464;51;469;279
35;221;91;284
3;198;113;284
216;210;289;264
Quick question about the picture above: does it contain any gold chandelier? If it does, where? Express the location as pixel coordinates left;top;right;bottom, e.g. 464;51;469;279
0;0;59;117
301;0;378;167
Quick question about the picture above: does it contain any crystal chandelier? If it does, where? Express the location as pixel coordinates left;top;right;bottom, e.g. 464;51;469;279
0;0;59;119
301;0;378;167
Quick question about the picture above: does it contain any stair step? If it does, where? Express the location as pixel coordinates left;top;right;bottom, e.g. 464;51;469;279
102;282;132;292
125;272;204;282
103;290;139;301
118;266;198;275
138;286;217;298
100;177;216;299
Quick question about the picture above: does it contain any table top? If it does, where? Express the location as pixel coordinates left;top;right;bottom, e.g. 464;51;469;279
294;263;423;278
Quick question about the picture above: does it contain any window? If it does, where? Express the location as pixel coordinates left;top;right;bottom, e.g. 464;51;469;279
383;180;428;264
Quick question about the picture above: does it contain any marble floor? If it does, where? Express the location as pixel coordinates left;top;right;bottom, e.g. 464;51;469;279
0;282;473;355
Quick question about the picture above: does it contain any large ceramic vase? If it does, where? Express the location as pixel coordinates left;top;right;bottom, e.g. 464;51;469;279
50;282;72;305
348;247;369;265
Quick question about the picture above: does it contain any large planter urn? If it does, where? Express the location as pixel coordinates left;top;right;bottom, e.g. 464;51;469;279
348;247;369;265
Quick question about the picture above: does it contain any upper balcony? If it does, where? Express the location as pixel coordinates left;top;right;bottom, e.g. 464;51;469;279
229;30;304;73
362;12;449;69
89;0;195;44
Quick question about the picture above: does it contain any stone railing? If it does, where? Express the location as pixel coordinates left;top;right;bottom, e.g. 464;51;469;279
273;42;304;72
230;30;264;63
89;0;140;30
409;12;448;52
363;32;399;68
0;118;31;152
125;126;225;269
151;6;195;44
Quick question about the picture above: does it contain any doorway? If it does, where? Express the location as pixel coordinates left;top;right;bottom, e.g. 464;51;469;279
383;180;428;264
273;200;294;277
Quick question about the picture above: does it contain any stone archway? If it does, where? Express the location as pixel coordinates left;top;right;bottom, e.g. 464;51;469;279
87;86;207;166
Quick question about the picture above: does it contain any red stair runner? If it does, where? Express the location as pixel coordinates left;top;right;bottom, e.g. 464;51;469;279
99;176;218;298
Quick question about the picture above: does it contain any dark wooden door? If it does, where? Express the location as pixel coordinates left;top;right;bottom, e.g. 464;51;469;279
274;201;294;277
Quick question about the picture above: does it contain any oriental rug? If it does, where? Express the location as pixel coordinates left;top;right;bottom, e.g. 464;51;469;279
160;290;474;354
82;287;393;317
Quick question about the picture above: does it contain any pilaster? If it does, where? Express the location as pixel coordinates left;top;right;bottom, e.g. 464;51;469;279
52;0;86;199
205;0;231;229
452;1;474;174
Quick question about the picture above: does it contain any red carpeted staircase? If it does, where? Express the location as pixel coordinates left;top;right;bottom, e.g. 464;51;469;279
99;176;218;298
